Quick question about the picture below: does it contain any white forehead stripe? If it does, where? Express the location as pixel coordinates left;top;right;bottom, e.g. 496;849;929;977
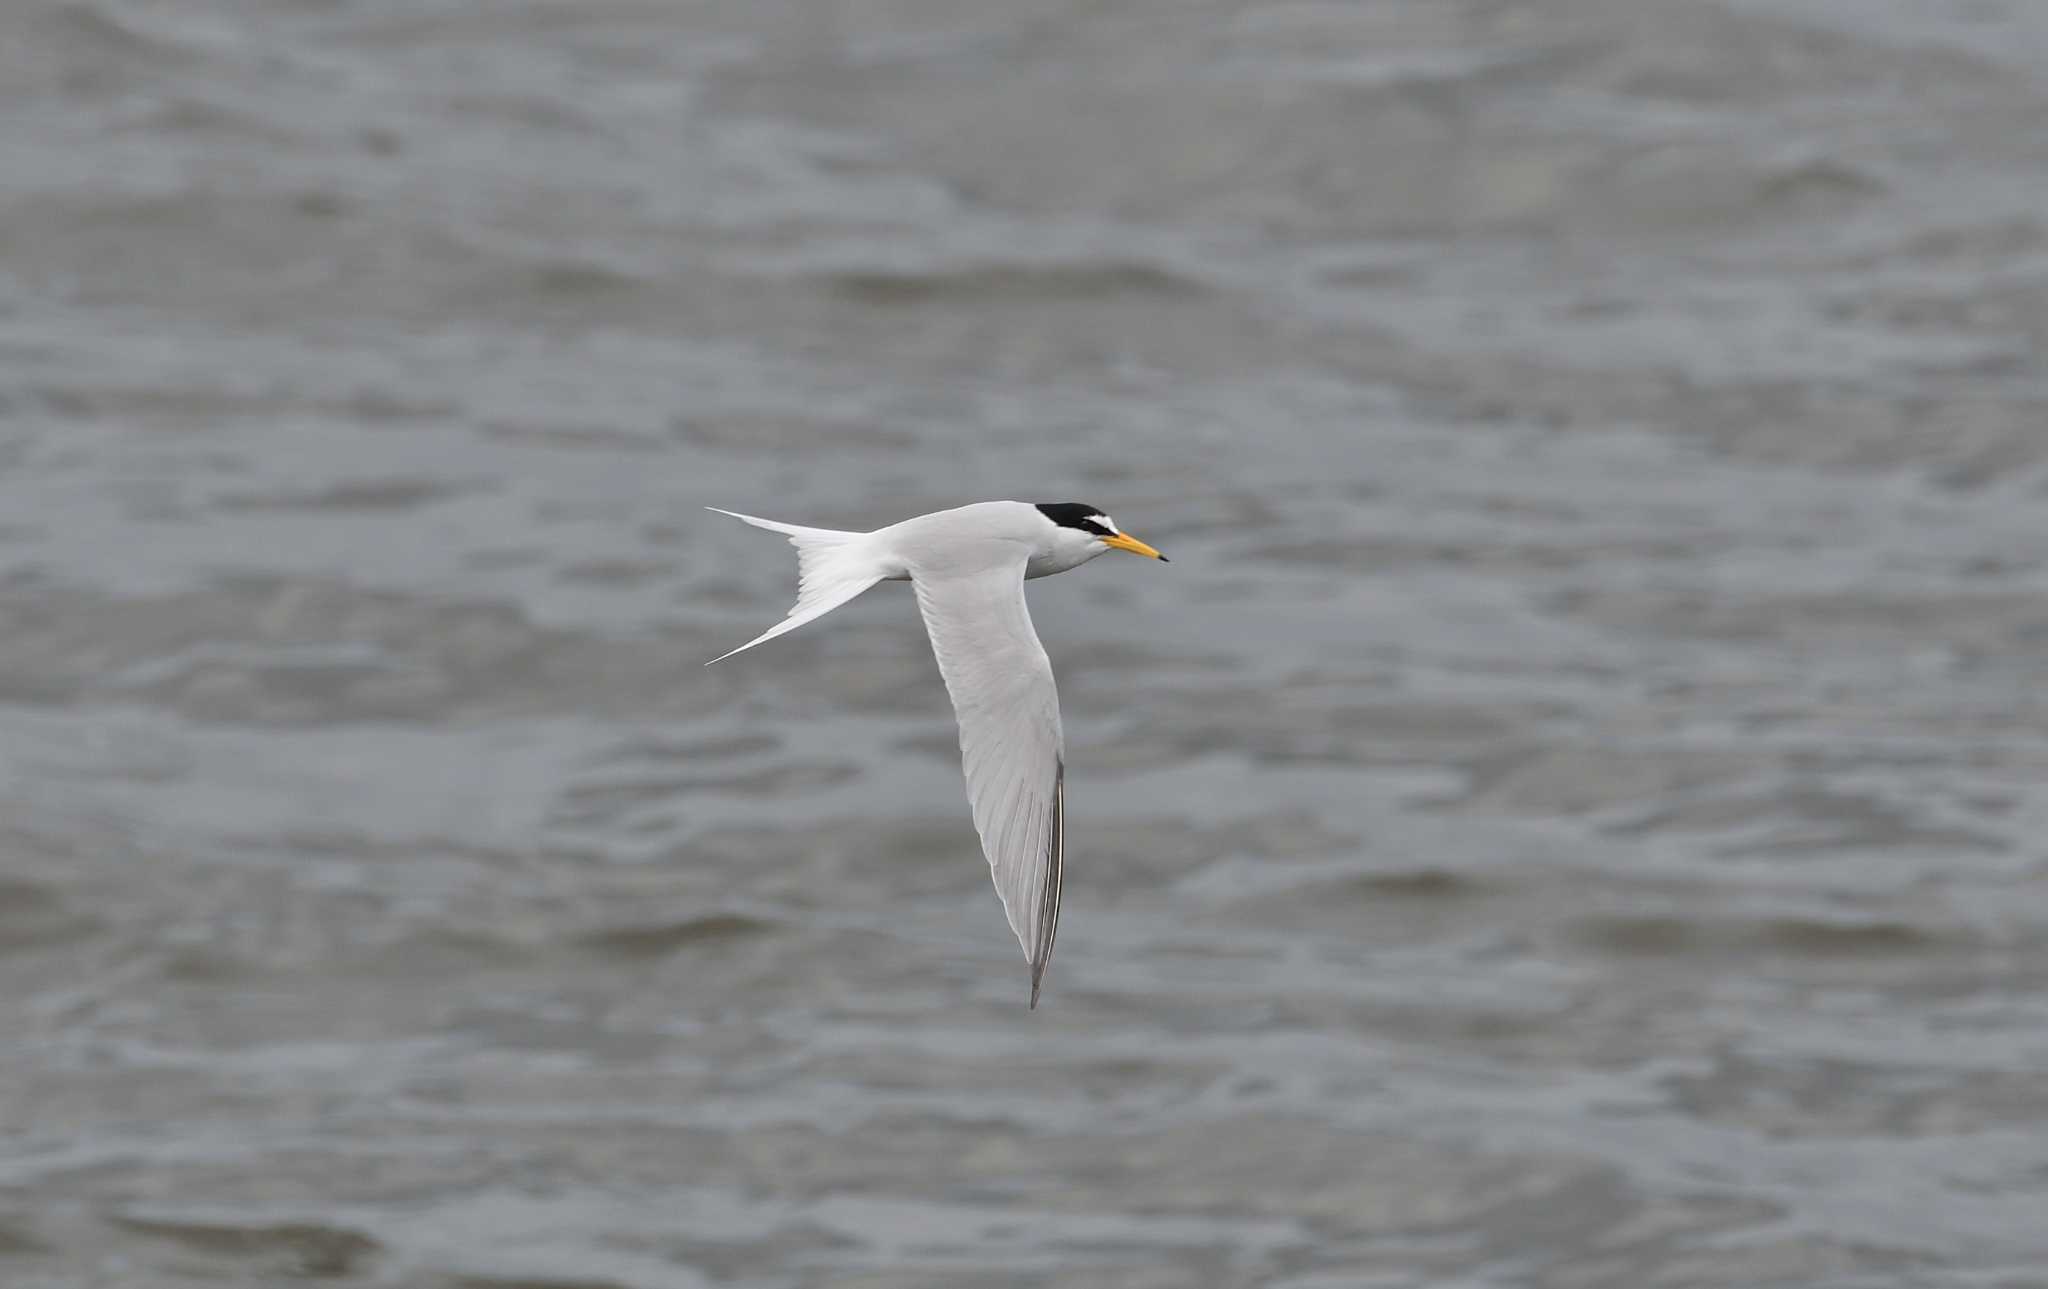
1096;515;1119;534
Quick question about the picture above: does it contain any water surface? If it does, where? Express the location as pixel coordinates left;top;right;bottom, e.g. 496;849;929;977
4;1;2048;1285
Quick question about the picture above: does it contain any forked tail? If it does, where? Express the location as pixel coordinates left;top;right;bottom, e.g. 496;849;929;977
704;508;887;664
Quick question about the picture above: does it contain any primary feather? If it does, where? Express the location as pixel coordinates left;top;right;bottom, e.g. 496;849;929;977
912;560;1067;1006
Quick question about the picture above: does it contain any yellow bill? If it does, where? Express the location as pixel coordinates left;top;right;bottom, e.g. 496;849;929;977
1101;531;1168;561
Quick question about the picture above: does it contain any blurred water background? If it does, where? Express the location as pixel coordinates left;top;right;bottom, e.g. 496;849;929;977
4;1;2048;1285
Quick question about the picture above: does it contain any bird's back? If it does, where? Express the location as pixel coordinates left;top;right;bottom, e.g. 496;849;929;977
882;502;1044;579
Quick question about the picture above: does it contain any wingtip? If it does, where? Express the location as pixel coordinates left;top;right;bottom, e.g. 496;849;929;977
704;636;754;666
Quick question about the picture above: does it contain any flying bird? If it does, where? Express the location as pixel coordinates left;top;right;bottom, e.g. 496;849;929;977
705;501;1169;1007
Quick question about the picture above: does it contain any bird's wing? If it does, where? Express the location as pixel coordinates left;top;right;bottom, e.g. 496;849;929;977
912;560;1067;1007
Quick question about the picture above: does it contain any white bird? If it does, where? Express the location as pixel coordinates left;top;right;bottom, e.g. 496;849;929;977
705;501;1168;1007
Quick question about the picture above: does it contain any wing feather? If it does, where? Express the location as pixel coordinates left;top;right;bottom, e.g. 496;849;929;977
912;562;1067;1007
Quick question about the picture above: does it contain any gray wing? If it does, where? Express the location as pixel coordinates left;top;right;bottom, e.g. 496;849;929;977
912;560;1066;1007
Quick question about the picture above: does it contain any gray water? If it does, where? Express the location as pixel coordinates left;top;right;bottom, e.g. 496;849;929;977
4;1;2048;1285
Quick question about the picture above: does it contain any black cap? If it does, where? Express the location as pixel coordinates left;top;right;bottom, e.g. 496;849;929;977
1034;502;1114;537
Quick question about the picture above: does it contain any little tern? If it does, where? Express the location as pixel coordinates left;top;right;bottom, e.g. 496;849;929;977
706;501;1168;1007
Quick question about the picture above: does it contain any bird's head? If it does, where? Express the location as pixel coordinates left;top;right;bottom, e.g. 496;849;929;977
1033;502;1168;566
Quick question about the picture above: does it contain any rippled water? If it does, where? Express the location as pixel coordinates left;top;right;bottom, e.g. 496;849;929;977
5;1;2048;1285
